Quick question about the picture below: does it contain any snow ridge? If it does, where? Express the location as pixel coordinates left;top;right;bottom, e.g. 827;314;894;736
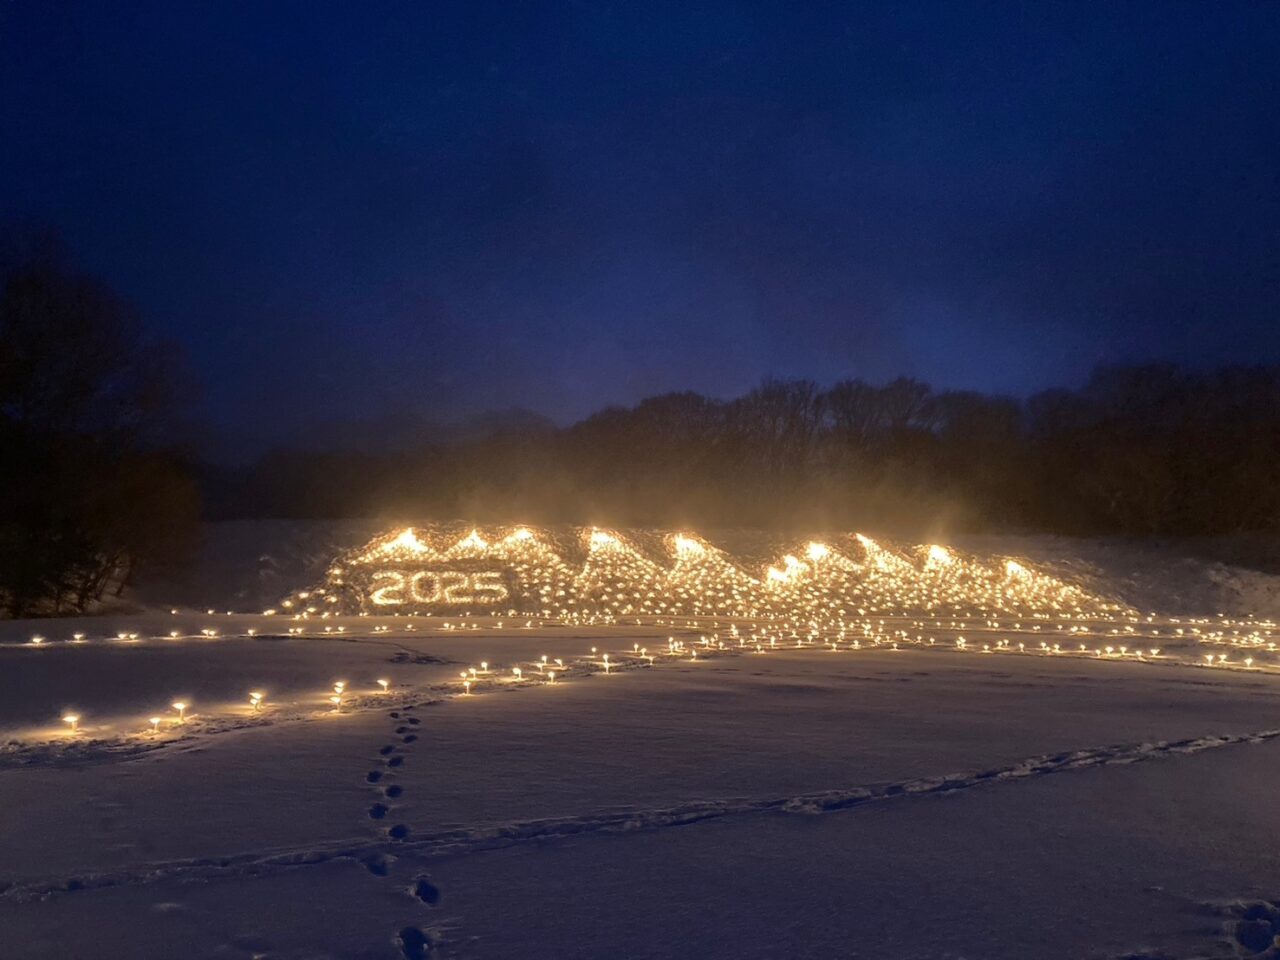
4;726;1276;904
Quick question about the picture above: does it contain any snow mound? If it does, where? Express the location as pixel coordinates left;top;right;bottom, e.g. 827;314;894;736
275;522;1124;621
132;520;1280;620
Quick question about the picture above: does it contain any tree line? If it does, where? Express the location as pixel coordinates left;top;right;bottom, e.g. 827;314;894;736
5;235;1278;617
209;366;1280;538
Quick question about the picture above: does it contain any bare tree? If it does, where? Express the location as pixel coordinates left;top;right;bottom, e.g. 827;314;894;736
0;240;198;617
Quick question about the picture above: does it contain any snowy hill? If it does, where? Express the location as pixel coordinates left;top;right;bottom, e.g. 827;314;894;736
137;520;1280;619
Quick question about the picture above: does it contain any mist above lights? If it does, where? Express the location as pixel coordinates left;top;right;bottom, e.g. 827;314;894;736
281;523;1123;622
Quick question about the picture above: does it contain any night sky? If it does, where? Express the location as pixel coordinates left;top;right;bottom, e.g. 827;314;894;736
2;2;1277;453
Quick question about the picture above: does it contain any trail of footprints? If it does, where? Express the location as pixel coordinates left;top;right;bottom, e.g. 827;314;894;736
359;705;443;958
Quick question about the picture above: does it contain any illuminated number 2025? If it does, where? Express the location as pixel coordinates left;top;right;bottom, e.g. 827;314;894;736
369;570;510;606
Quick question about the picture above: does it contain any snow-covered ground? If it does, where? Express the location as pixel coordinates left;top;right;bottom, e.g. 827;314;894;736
3;522;1280;959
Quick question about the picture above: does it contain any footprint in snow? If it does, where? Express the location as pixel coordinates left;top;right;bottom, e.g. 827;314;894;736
384;784;404;799
368;803;389;820
411;876;441;906
397;926;432;959
362;853;393;877
1232;899;1280;955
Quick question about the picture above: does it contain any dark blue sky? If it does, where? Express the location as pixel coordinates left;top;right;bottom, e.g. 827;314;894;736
2;1;1278;451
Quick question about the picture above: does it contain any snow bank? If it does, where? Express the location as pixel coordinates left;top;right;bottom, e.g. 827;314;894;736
130;520;1280;619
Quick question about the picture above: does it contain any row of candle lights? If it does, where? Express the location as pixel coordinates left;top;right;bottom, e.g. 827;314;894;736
49;616;1277;739
21;611;1279;651
57;678;394;738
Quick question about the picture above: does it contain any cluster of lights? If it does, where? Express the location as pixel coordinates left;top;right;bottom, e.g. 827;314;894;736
30;525;1280;742
280;525;1126;624
44;605;1279;742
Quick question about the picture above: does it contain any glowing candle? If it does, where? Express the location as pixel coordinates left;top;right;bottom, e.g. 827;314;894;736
172;701;187;723
377;678;389;692
62;713;79;732
329;695;342;710
149;716;161;733
249;691;264;710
